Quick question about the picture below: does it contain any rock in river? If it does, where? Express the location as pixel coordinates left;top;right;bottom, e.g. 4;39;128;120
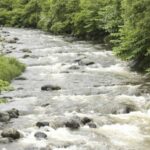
65;120;80;130
6;39;17;43
81;117;92;125
15;76;27;80
21;48;32;53
41;85;61;91
7;108;19;119
88;122;97;128
78;59;95;66
1;128;21;140
34;132;47;140
36;122;49;128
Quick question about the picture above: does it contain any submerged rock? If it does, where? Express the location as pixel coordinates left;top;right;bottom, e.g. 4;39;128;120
79;59;95;66
0;137;10;144
36;122;49;128
23;54;30;58
41;103;50;107
1;128;21;140
21;48;32;53
41;85;61;91
13;37;19;41
113;105;137;114
88;122;97;128
34;132;47;140
0;111;10;122
7;39;17;43
68;65;80;70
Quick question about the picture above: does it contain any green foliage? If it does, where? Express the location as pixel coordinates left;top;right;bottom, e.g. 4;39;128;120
0;98;7;104
0;55;25;83
114;0;150;72
0;80;9;91
73;0;106;39
0;0;150;72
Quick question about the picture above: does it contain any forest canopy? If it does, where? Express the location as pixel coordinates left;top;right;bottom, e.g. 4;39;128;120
0;0;150;72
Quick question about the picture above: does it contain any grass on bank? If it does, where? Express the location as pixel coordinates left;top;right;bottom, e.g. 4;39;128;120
0;55;25;93
0;98;7;104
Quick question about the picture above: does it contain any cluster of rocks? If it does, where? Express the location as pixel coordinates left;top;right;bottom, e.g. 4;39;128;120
0;108;19;122
35;116;97;131
6;37;19;44
0;108;21;142
32;116;97;143
1;128;21;140
64;116;97;130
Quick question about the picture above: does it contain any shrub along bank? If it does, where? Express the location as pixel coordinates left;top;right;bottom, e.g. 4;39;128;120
0;0;149;72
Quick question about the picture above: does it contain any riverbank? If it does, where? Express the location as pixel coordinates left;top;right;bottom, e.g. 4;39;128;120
0;32;25;94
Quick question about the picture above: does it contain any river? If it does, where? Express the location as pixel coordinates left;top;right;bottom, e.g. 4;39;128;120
0;28;150;150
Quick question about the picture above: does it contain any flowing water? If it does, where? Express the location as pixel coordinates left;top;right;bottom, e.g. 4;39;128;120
0;28;150;150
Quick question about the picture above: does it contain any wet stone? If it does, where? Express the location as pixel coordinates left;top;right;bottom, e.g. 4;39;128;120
81;117;92;125
15;76;27;80
78;59;95;66
34;132;47;140
88;122;97;128
36;122;49;128
41;103;50;107
23;54;30;58
21;48;32;53
13;37;19;41
6;39;17;43
41;85;61;91
1;128;21;140
68;65;80;70
0;137;10;144
7;108;19;119
65;120;80;130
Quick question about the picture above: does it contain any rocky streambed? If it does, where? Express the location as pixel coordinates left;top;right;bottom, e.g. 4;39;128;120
0;28;150;150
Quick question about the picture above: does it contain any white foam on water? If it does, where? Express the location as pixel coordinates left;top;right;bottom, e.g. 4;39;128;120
85;63;131;74
115;95;146;110
98;124;143;146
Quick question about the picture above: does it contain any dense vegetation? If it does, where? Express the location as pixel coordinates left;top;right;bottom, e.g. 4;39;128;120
0;0;149;72
0;55;25;92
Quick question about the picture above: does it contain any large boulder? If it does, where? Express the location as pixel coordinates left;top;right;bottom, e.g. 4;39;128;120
1;128;21;140
41;85;61;91
0;112;10;122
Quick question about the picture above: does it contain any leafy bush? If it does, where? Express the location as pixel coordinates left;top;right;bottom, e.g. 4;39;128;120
0;55;25;82
0;0;150;72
